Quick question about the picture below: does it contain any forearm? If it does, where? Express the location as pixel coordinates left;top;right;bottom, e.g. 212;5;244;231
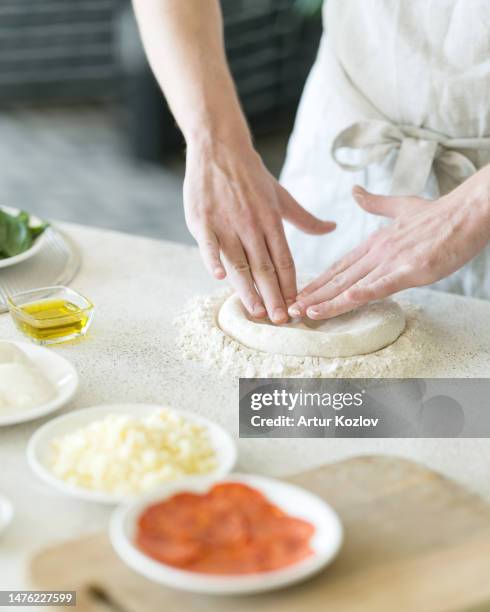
132;0;251;148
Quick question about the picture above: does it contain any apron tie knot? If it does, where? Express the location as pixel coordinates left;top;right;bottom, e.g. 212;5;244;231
331;119;490;195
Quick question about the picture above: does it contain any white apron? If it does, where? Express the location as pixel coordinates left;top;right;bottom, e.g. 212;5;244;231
281;0;490;298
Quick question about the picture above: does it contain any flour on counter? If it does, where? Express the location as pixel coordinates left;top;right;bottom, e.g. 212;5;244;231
174;291;432;378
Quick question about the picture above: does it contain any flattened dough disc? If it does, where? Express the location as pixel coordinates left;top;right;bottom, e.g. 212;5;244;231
218;294;406;358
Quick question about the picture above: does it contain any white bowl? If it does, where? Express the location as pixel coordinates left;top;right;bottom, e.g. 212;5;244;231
0;206;49;268
0;494;13;535
110;474;343;595
27;404;237;505
0;341;78;426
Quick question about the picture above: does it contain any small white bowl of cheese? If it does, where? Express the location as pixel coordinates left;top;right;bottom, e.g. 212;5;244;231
27;404;237;504
0;341;78;427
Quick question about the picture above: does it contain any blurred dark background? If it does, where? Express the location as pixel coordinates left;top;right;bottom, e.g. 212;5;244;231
0;0;322;243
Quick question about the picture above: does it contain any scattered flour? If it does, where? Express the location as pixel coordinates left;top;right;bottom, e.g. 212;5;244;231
174;290;432;378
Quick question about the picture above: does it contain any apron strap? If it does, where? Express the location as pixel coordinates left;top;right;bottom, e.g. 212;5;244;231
331;119;490;195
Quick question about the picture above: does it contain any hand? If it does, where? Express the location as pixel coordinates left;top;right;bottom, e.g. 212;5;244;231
184;137;336;323
288;173;490;320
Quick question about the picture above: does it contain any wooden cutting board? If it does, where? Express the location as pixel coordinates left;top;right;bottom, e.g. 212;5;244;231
29;456;490;612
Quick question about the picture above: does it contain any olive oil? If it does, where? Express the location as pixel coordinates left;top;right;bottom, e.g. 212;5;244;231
12;298;91;342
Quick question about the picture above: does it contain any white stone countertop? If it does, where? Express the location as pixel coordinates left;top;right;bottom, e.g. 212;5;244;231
1;222;490;593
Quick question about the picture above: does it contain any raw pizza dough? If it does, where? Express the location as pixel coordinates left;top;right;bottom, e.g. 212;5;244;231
218;293;406;358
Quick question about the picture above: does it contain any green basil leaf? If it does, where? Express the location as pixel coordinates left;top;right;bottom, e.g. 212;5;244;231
0;209;32;256
17;210;30;225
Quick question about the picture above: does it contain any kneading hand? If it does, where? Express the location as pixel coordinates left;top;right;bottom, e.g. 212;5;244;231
288;169;490;320
185;138;335;324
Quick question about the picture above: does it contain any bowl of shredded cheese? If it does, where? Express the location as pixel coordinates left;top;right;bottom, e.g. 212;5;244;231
27;404;237;504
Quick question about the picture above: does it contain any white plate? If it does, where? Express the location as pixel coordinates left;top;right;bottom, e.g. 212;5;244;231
0;206;49;268
0;494;13;535
0;341;78;426
110;474;343;595
27;404;237;505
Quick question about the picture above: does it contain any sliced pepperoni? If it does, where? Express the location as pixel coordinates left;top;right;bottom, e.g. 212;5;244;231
135;533;202;567
136;482;315;575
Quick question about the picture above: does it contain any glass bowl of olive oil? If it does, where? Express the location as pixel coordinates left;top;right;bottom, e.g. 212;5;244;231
7;286;94;345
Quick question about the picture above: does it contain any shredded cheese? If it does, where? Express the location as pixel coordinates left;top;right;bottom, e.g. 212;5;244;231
49;409;218;494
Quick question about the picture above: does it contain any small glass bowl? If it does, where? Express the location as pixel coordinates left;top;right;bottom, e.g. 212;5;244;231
7;286;95;345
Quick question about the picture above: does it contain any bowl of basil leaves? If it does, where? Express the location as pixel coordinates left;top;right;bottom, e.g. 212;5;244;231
0;207;49;268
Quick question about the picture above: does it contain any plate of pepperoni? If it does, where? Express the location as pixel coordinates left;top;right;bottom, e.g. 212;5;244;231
110;473;343;594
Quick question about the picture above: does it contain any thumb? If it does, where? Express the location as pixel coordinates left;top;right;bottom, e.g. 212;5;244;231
278;185;336;235
352;185;429;218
